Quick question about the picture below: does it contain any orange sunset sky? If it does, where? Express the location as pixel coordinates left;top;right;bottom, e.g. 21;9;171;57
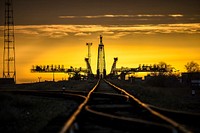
0;0;200;83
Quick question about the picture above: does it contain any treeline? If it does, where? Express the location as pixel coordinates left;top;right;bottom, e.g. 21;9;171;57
144;61;200;88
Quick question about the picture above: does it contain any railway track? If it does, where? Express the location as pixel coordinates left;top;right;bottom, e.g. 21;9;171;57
1;79;199;133
60;79;200;133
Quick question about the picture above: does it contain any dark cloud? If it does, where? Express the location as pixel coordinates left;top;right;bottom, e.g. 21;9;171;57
0;0;199;25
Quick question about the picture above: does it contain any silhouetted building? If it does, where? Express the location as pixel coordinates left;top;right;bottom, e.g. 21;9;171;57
0;78;15;88
182;72;200;88
129;76;143;83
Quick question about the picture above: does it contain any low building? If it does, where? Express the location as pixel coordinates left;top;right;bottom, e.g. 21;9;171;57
0;78;15;84
0;78;15;89
181;72;200;89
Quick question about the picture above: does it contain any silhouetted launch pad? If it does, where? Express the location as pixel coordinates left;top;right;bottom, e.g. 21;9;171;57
31;35;172;80
31;35;108;80
0;0;175;83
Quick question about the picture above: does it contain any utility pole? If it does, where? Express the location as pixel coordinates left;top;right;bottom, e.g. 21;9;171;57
38;77;42;82
3;0;16;83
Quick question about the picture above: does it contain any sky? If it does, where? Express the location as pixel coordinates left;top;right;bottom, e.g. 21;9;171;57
0;0;200;83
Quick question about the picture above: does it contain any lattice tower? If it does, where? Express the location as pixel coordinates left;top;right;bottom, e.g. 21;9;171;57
3;0;16;82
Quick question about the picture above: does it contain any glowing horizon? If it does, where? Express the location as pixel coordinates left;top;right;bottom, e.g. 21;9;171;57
0;23;200;83
0;0;200;83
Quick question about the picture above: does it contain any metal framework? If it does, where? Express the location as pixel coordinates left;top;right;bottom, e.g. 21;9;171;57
3;0;16;82
85;43;93;77
31;42;95;80
86;43;92;65
97;35;106;78
110;57;118;76
108;58;175;79
85;58;93;75
110;63;170;74
31;65;89;80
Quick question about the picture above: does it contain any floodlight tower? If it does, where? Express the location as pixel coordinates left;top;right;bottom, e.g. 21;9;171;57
3;0;16;83
86;43;92;65
96;35;106;78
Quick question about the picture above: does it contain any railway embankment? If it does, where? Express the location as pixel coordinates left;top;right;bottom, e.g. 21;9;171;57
108;79;200;114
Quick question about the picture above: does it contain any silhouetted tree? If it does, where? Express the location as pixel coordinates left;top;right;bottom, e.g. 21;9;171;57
151;62;174;76
146;62;180;87
185;61;200;72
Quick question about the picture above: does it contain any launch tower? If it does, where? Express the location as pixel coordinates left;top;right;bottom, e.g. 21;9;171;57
97;35;106;78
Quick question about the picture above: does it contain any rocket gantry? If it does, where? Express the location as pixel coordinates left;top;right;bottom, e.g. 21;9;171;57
97;35;106;78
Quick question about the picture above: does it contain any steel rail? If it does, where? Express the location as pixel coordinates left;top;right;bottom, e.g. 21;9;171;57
105;79;193;133
148;104;200;131
59;79;100;133
85;105;175;132
2;90;86;101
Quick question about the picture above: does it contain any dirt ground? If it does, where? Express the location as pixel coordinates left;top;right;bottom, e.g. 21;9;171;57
0;79;199;133
109;79;200;114
0;92;77;133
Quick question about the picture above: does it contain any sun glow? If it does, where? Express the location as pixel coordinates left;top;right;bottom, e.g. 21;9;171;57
0;24;200;83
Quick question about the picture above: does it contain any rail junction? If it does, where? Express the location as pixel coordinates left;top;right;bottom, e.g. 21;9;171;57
3;79;199;133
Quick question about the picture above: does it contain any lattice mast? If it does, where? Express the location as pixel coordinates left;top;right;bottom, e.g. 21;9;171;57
3;0;16;82
97;35;106;78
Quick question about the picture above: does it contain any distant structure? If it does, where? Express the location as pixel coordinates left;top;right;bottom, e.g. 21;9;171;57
108;58;175;80
85;58;93;79
1;0;16;84
31;34;179;81
182;72;200;88
110;57;118;78
86;43;92;65
97;35;106;78
85;42;93;79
